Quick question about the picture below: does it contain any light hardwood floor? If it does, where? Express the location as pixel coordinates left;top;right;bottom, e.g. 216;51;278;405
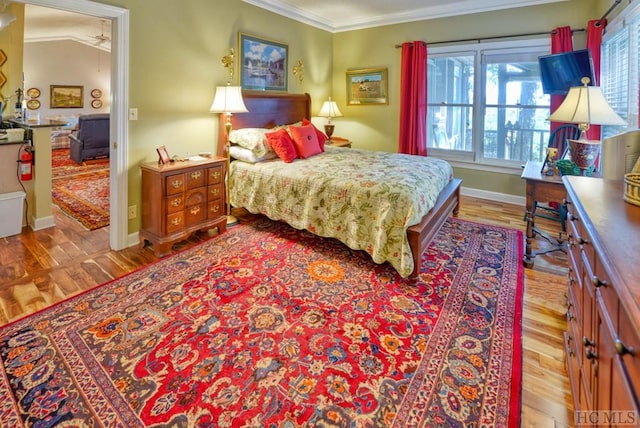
0;196;572;427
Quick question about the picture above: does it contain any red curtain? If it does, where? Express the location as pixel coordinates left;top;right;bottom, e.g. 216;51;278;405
398;41;427;155
550;26;574;133
586;19;607;141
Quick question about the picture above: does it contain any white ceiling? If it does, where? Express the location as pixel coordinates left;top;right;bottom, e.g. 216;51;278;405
23;4;111;52
242;0;568;32
20;0;567;50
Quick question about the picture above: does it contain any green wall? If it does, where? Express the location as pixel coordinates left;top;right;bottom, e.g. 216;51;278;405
332;0;602;199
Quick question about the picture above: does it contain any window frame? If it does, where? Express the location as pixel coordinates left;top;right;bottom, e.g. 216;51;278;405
427;38;551;172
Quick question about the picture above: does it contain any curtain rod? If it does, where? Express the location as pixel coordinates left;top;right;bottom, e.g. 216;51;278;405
395;28;585;48
598;0;622;25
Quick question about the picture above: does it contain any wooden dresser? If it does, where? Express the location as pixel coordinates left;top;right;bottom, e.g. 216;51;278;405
140;157;227;257
563;176;640;426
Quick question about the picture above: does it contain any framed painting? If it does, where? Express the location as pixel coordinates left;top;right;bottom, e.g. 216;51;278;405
50;85;84;108
346;68;388;105
238;32;288;91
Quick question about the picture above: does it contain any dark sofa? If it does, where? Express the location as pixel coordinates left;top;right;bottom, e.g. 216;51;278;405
69;113;110;163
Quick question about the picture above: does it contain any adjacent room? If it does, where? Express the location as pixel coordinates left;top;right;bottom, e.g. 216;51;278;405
0;0;638;426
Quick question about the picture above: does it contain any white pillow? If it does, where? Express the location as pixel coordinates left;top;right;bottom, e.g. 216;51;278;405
229;145;277;163
228;128;271;157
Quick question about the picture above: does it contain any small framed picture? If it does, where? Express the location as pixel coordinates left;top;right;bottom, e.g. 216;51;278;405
346;67;389;105
156;145;170;165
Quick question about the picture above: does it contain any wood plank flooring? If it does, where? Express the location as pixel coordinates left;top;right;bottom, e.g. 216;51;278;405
0;196;572;427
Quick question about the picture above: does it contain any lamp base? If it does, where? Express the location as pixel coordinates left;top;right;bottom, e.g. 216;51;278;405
324;124;335;141
568;139;600;176
227;214;239;227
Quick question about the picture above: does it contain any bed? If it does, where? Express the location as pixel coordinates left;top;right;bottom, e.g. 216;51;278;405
217;92;462;277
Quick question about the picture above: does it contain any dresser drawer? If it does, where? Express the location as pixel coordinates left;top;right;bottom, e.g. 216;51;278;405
208;200;224;219
208;165;224;184
166;195;184;214
165;173;185;195
618;308;640;392
185;168;206;189
185;203;206;226
208;183;224;200
166;211;184;234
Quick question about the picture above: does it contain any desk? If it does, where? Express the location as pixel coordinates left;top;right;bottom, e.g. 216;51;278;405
521;161;566;267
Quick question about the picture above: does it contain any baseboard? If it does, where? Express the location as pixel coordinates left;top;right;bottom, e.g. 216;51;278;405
127;231;140;248
460;186;525;206
30;215;56;231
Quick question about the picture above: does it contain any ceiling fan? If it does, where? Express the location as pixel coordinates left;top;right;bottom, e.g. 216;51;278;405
91;20;110;46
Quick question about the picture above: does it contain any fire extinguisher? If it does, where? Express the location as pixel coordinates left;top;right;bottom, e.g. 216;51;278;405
19;145;33;181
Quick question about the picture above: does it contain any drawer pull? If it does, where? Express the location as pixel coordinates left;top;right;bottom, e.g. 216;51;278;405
190;206;201;215
585;349;597;360
615;339;632;356
577;237;588;245
567;310;574;321
171;217;182;226
171;198;182;207
210;188;220;196
191;171;201;180
210;205;219;213
592;276;607;288
211;171;221;180
583;336;595;347
171;179;183;189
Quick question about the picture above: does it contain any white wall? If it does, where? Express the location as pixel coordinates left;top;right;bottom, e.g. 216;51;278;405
23;40;110;126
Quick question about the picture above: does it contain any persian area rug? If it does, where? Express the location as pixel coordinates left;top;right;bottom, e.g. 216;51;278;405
0;217;523;427
51;148;109;230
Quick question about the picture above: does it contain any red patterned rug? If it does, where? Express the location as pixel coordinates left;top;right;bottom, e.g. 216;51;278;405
51;148;109;230
0;217;523;427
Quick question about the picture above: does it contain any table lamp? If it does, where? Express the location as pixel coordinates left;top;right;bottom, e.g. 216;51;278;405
318;97;343;141
209;84;248;226
549;77;626;175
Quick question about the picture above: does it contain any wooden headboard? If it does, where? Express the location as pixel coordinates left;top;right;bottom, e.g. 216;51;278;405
217;91;312;156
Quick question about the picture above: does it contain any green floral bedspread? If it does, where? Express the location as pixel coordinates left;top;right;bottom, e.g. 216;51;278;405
229;146;454;277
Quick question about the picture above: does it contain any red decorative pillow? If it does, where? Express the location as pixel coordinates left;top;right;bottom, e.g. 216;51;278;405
265;128;297;163
302;118;328;151
289;124;322;158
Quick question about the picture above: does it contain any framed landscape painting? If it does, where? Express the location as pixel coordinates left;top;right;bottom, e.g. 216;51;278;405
238;32;288;91
50;85;83;108
346;68;388;105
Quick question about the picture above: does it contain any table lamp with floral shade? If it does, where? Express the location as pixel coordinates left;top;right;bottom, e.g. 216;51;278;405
549;77;626;176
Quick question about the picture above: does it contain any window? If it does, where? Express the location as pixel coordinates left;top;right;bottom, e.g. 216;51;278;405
427;40;551;168
601;4;640;138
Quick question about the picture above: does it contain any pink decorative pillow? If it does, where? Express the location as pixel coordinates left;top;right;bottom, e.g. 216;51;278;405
289;124;322;158
265;128;297;163
302;118;327;151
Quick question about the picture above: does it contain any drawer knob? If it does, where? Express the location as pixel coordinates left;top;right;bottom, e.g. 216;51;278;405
615;339;632;356
577;237;588;245
592;276;607;288
583;336;595;347
585;349;597;360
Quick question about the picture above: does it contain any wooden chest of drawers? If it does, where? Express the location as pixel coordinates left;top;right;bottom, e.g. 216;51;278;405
140;157;227;257
563;176;640;426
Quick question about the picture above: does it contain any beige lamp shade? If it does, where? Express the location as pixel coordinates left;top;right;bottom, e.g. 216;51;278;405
318;98;343;123
209;85;248;114
549;79;626;138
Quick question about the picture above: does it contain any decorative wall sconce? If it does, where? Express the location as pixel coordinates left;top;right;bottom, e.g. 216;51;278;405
221;48;235;84
292;60;304;84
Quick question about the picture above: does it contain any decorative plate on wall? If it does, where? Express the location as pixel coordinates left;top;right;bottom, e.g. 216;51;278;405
91;88;102;98
27;87;41;98
27;99;41;110
91;99;103;109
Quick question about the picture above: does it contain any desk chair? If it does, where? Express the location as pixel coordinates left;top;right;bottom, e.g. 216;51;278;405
531;124;582;234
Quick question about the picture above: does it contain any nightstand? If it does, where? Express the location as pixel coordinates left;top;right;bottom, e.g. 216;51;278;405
328;139;351;148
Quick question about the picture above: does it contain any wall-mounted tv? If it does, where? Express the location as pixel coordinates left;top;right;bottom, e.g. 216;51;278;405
538;49;596;95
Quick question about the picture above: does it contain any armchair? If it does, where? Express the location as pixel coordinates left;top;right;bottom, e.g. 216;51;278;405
69;113;110;163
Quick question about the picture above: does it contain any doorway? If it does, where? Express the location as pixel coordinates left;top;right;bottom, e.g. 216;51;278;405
16;0;129;251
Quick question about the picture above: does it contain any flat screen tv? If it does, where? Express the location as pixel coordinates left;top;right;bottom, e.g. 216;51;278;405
538;49;595;95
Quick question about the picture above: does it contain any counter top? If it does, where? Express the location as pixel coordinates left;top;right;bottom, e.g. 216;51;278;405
8;118;70;128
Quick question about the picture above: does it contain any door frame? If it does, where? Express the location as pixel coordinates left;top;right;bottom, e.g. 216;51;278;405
16;0;130;251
